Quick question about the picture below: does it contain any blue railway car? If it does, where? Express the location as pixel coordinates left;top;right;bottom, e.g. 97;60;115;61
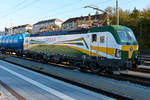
0;36;2;48
17;33;26;50
7;36;11;48
9;35;14;49
3;36;7;49
0;33;26;52
5;36;9;48
1;36;4;48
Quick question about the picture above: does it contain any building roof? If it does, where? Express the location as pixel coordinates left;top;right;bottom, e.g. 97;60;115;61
12;24;32;29
62;14;102;24
34;18;63;25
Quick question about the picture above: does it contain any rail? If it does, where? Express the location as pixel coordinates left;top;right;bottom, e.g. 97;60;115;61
139;55;150;61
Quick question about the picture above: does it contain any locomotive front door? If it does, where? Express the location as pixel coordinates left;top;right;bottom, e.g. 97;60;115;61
90;33;98;56
90;32;108;57
98;32;108;58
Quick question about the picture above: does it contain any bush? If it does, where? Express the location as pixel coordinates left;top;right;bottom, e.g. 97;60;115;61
0;56;6;60
37;66;44;70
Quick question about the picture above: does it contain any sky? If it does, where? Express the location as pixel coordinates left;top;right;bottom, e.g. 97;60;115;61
0;0;150;31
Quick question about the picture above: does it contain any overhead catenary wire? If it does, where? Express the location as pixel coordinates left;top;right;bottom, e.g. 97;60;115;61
0;0;40;19
26;0;86;23
3;0;112;21
13;0;27;9
118;0;138;8
8;0;112;26
0;0;115;25
0;0;138;30
55;0;113;19
0;0;27;18
13;0;40;13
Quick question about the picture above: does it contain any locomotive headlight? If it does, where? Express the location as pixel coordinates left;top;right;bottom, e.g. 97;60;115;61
115;49;121;57
135;55;138;58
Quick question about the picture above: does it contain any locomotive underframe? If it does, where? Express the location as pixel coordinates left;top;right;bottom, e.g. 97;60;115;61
0;48;135;73
22;50;132;73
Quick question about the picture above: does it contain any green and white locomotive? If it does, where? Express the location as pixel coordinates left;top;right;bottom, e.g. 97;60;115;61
23;25;140;73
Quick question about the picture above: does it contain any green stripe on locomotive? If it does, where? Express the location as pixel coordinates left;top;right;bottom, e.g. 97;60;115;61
89;25;122;44
88;25;138;45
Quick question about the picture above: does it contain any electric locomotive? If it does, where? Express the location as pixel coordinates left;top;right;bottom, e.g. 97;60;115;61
0;25;141;73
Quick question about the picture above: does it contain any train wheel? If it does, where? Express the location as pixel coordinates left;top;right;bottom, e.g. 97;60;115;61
41;59;47;64
90;63;101;73
72;62;80;69
132;64;138;69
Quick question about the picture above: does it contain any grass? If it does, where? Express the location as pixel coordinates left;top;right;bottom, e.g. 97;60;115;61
37;66;44;70
0;56;6;60
30;64;35;67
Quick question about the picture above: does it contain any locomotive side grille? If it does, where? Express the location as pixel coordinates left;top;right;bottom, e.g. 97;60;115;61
121;51;128;59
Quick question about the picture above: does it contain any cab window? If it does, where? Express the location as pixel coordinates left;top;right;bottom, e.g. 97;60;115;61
100;36;105;43
92;34;97;43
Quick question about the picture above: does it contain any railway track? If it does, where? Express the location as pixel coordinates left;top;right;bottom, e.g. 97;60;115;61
79;70;150;87
2;53;150;87
2;53;150;99
0;54;131;100
139;55;150;61
138;55;150;66
26;56;150;87
130;68;150;74
101;73;150;86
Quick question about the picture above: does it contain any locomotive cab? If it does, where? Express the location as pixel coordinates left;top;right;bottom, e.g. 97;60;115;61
117;26;137;46
111;26;142;68
115;26;138;59
116;26;142;67
89;25;141;70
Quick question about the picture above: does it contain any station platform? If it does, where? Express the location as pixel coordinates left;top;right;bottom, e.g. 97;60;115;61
0;60;114;100
0;84;17;100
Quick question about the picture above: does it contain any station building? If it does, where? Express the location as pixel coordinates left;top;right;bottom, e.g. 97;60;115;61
32;19;63;34
62;14;103;30
5;24;32;35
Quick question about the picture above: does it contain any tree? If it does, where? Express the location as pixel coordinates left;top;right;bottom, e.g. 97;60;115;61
130;8;141;20
110;8;130;25
142;8;150;21
108;7;150;49
140;8;150;49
